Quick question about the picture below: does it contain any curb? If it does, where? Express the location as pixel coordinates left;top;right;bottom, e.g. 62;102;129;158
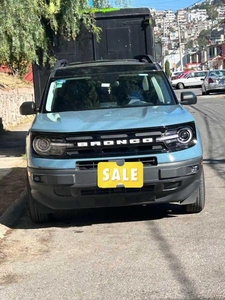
0;189;27;229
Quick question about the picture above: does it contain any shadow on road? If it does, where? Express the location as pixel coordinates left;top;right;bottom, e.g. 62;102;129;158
203;158;225;164
0;166;27;216
11;202;189;230
0;130;27;157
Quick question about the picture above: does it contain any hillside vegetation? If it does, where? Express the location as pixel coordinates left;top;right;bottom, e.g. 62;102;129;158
0;72;32;90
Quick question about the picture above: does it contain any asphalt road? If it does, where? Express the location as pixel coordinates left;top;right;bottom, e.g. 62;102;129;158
0;89;225;300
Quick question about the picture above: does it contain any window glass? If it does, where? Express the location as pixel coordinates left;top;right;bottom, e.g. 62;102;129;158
210;70;225;77
197;72;206;77
188;73;194;78
45;72;176;112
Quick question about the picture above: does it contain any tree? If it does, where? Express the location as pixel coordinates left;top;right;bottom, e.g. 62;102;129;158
165;60;170;77
0;0;130;75
185;40;194;50
197;29;211;49
207;7;218;22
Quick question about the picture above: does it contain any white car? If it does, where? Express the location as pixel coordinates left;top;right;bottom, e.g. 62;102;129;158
171;71;208;89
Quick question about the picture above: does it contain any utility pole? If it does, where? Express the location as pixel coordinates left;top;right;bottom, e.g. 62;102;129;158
161;15;166;71
177;13;183;71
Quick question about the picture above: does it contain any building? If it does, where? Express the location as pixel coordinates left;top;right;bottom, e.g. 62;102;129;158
187;9;208;23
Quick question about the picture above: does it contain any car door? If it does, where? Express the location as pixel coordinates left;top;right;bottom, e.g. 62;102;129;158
185;72;196;87
194;71;207;87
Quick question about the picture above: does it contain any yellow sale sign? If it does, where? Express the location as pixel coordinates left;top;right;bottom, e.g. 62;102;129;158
97;162;143;188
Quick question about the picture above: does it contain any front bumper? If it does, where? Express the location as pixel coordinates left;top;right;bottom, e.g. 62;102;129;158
28;157;203;212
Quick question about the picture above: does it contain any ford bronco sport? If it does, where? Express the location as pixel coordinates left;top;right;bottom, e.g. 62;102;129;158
20;55;205;223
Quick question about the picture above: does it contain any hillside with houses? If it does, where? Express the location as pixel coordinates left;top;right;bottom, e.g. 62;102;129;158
152;0;225;71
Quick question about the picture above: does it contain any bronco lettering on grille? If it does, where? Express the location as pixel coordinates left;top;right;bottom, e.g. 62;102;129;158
76;138;153;147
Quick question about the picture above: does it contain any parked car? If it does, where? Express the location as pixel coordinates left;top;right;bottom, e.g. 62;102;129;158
179;70;192;78
20;55;205;223
171;70;208;89
170;71;183;80
202;69;225;95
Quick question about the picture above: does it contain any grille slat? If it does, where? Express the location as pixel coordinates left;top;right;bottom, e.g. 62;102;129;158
76;157;157;170
67;145;164;158
81;185;154;196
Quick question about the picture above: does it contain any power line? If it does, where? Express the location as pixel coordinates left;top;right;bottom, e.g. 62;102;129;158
133;0;207;10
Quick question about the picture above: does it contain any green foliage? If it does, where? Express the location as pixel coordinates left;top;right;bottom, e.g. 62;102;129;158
185;40;194;50
195;0;223;9
197;29;211;49
0;0;130;75
165;60;170;77
195;0;220;21
207;7;218;21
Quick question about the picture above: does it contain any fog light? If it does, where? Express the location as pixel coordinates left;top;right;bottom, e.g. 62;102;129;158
190;165;199;174
33;175;41;182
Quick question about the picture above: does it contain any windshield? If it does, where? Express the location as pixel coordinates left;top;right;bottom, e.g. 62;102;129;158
45;71;176;112
209;70;225;77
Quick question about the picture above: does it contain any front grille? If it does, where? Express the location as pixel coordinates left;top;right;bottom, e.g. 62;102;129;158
80;185;154;196
65;127;166;159
66;145;164;158
76;157;157;170
31;123;196;159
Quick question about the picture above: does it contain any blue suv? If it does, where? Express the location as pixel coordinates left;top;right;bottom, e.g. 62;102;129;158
20;55;205;223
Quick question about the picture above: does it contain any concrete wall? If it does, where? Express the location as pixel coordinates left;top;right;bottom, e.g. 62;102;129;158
0;88;34;131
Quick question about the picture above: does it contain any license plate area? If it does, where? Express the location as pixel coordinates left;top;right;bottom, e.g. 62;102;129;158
97;162;143;188
218;79;225;85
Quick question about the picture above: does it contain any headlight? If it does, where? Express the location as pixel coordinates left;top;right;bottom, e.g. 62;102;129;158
156;125;196;151
34;137;51;153
177;127;193;144
33;136;68;156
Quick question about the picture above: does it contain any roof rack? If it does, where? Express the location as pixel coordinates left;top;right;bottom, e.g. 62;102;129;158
68;59;118;66
54;56;156;69
51;55;163;76
133;55;154;63
53;56;156;70
53;59;68;70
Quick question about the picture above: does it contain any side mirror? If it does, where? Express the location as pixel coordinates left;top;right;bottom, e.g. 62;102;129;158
180;91;197;105
20;101;36;115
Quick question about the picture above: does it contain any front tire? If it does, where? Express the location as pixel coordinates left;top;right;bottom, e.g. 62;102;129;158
177;82;185;89
27;181;51;223
186;170;205;213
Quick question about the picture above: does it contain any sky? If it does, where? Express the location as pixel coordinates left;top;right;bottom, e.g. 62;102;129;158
132;0;204;12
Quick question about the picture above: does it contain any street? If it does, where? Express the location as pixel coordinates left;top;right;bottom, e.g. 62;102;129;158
0;89;225;300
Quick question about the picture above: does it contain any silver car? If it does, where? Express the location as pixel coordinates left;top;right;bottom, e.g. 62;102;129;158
202;69;225;95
